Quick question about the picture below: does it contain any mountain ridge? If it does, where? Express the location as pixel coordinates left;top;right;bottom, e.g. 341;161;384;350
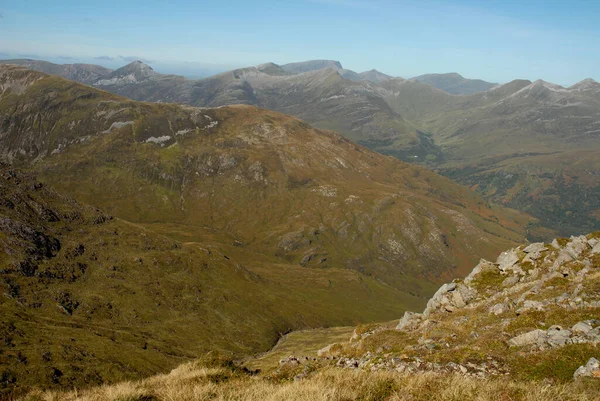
3;59;599;238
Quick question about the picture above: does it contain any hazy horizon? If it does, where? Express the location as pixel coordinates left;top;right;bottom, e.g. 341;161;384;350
1;0;599;86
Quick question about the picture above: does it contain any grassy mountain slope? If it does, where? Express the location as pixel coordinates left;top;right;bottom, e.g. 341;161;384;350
97;59;600;239
26;233;600;401
6;60;597;238
0;65;532;288
0;64;538;394
0;164;423;393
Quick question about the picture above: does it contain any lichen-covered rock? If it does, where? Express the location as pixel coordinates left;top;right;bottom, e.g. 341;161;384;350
574;358;600;379
463;259;496;284
489;303;508;316
396;311;422;331
422;283;455;318
523;242;547;263
565;235;590;259
572;321;594;335
552;249;574;270
523;242;547;254
516;300;544;314
502;275;520;287
546;326;572;347
496;250;519;273
508;329;547;347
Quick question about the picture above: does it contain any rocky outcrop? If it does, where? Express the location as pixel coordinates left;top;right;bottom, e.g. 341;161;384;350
574;358;600;379
396;234;600;336
508;321;600;349
261;233;599;384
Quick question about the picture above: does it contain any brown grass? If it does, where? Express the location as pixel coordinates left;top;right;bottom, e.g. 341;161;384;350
24;361;600;401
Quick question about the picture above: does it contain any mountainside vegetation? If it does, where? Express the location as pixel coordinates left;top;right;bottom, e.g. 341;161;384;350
0;65;537;394
24;232;600;401
0;163;424;393
0;65;531;284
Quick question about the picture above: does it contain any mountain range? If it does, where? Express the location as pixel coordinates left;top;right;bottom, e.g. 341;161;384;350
12;56;592;240
0;64;533;391
2;58;599;236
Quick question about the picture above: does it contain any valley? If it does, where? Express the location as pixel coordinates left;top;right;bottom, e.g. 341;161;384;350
4;57;597;238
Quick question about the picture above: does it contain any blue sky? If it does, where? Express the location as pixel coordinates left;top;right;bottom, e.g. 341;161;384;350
0;0;598;84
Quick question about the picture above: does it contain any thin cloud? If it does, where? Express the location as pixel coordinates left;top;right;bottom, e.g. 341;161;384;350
59;56;74;60
0;13;4;19
94;55;115;61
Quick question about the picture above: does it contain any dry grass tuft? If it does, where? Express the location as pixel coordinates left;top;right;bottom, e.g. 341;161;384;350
23;362;600;401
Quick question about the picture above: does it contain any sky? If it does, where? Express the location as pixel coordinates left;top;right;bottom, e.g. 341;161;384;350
0;0;598;85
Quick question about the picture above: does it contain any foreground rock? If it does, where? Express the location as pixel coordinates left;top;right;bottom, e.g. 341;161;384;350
574;358;600;379
314;233;600;380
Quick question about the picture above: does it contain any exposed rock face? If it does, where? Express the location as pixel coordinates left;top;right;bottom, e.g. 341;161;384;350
421;282;478;317
395;311;422;331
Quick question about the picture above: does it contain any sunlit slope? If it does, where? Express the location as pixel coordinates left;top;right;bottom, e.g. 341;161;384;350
0;164;425;391
0;65;532;289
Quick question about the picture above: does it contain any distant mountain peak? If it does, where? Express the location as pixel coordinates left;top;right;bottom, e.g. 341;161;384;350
530;79;567;92
411;72;496;95
255;62;287;76
256;62;279;69
281;60;343;74
570;78;600;91
94;60;157;86
119;60;155;74
358;69;394;83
